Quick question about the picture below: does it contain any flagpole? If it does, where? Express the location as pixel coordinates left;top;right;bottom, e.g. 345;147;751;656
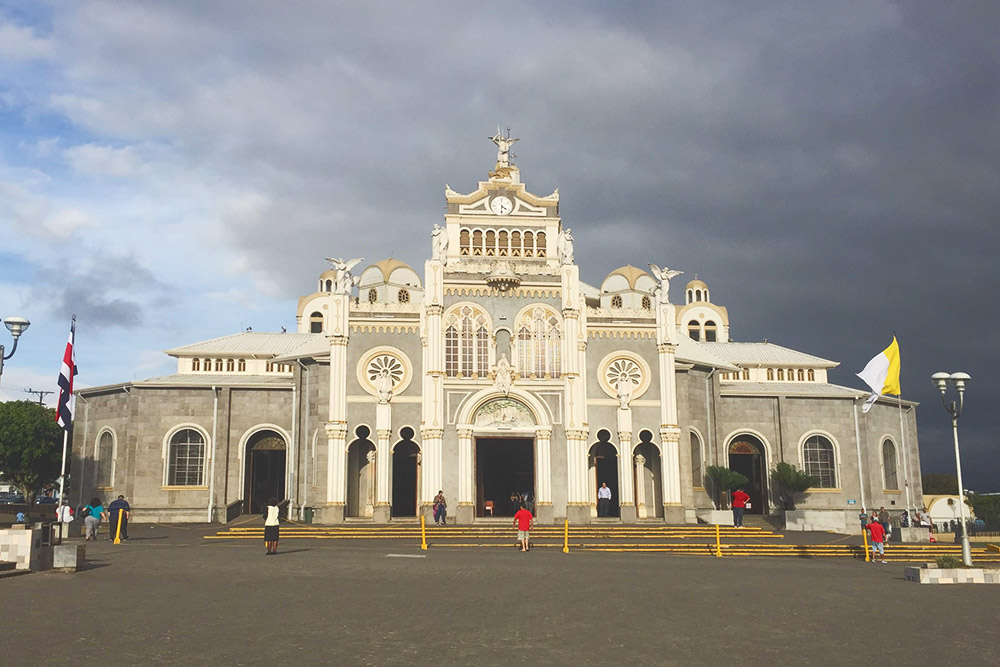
853;398;866;511
897;394;911;515
57;429;69;504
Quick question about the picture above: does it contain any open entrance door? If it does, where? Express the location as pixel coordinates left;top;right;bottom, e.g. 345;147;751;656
475;437;534;517
391;431;419;517
589;440;620;518
728;436;768;515
245;431;286;515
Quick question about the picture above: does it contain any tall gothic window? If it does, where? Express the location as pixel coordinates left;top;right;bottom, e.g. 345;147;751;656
516;306;561;379
167;429;205;486
803;435;836;488
690;432;703;488
96;431;114;488
882;439;898;490
444;305;490;378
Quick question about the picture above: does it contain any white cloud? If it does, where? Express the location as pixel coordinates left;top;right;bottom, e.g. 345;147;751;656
0;16;53;61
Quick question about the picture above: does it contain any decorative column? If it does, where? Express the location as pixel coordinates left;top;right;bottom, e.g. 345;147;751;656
374;412;392;523
617;407;635;523
421;258;446;519
562;262;591;524
566;430;591;523
364;449;376;518
655;298;684;522
535;427;553;523
634;454;648;519
457;426;474;524
324;291;351;522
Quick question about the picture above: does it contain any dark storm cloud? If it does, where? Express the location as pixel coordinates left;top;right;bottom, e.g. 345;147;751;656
45;1;999;487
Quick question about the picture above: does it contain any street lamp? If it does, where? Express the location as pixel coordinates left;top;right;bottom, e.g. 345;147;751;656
0;315;31;386
931;371;972;566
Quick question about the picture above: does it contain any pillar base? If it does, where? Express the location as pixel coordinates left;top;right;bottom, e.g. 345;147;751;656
456;504;475;525
374;505;391;524
664;505;686;524
315;504;345;524
619;504;637;524
536;502;554;525
566;504;591;525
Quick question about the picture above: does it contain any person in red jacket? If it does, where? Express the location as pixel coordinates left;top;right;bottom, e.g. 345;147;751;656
731;487;750;527
513;504;534;552
866;519;887;563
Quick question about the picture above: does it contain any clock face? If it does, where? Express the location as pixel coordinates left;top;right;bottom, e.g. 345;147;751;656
490;196;513;215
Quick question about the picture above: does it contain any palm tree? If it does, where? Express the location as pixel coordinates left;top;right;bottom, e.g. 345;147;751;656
705;466;749;510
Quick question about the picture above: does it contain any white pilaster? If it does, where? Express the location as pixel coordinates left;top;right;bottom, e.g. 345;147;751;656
457;426;474;507
635;454;648;518
535;427;553;506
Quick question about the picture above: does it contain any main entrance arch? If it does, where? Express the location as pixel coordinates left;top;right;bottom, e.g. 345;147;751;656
728;434;769;515
244;429;287;515
391;427;420;518
589;430;619;518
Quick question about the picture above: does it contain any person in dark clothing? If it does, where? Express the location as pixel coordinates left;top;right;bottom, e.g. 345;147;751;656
106;495;131;542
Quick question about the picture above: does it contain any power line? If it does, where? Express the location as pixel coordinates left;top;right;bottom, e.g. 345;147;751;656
24;388;54;405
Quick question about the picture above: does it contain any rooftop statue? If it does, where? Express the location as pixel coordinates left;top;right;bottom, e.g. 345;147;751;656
325;257;364;295
648;263;683;304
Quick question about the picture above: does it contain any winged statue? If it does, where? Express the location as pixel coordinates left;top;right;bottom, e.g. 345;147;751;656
648;263;683;304
325;257;364;295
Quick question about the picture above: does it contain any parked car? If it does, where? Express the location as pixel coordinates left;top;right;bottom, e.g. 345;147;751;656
35;496;57;504
1;493;26;504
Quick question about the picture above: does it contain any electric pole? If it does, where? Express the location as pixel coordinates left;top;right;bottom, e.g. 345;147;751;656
24;387;54;405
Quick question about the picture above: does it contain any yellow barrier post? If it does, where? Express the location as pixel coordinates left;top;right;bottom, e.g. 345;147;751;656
113;512;123;545
715;523;722;558
862;526;870;562
563;519;570;554
420;514;428;551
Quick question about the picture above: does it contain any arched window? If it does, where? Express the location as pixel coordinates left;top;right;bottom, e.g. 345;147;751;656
192;358;200;371
472;230;483;256
238;359;246;372
96;431;114;488
807;369;815;381
690;432;703;488
704;321;717;342
777;369;785;381
536;231;546;256
742;368;750;380
485;230;496;256
167;429;205;486
215;359;223;372
882;439;898;490
696;289;702;301
803;435;836;488
767;368;774;381
523;231;534;257
641;295;652;310
498;230;508;255
444;305;490;378
797;369;804;381
611;295;623;309
511;231;521;256
686;289;693;304
398;289;410;304
310;311;323;334
368;288;378;303
516;306;561;379
787;369;794;381
226;358;235;372
460;229;471;255
688;320;700;341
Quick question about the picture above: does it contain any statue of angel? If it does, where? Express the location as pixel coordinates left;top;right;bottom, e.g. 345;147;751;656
431;224;448;263
648;263;683;304
325;257;363;295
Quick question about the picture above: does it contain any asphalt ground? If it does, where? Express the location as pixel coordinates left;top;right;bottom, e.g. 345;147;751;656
1;523;996;666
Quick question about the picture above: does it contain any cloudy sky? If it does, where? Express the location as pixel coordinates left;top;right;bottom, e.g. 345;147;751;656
1;2;997;489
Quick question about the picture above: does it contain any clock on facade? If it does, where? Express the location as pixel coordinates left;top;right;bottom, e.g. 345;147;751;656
490;196;513;215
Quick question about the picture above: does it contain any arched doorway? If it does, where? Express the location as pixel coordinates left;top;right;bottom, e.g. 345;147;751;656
728;435;768;515
391;427;420;518
634;430;664;519
469;397;538;518
347;426;376;518
244;430;286;515
589;430;619;518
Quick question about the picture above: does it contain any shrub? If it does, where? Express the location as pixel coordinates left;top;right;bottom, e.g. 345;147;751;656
935;555;962;569
771;462;819;510
705;466;749;510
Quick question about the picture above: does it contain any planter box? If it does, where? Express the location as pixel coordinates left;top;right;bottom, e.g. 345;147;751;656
904;566;1000;584
784;509;849;534
695;509;734;526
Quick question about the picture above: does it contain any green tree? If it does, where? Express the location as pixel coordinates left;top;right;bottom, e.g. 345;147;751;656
966;492;1000;528
0;401;64;518
922;473;959;495
770;462;818;510
705;465;748;510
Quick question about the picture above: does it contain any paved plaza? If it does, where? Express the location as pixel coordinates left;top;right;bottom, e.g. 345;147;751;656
1;524;996;666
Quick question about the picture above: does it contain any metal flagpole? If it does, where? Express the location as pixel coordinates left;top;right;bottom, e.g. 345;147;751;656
898;395;911;514
57;429;69;503
853;399;866;511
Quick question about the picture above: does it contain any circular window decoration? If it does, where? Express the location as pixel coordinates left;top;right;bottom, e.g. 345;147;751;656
611;295;623;309
357;346;412;397
597;351;651;401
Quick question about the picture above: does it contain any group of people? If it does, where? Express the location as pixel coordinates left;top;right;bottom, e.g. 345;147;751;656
78;495;132;541
510;490;534;515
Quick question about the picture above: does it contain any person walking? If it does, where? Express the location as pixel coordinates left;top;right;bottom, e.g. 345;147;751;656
263;498;280;555
597;483;612;517
878;507;891;541
433;490;447;526
866;518;887;563
513;504;533;552
83;497;104;541
731;487;750;527
106;495;131;542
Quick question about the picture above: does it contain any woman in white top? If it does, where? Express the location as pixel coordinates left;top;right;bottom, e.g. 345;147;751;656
263;498;280;555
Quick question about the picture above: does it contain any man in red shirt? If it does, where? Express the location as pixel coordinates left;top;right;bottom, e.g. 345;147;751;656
513;504;533;552
731;487;750;528
866;519;887;563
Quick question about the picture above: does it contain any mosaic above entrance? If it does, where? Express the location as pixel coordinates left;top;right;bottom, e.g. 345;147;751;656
473;398;534;429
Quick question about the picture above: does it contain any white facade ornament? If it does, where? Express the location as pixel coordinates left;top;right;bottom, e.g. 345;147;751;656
635;453;645;467
474;398;534;429
495;354;513;396
431;224;448;264
648;263;683;304
558;228;575;265
325;257;364;295
489;126;519;168
615;372;634;409
375;368;394;404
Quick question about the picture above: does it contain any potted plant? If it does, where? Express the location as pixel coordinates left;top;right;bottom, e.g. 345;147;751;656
770;462;818;510
705;465;749;511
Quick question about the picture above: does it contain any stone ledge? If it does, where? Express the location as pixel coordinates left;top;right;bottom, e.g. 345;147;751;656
904;565;1000;584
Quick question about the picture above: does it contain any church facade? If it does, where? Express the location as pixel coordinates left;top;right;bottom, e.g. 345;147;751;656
71;136;923;530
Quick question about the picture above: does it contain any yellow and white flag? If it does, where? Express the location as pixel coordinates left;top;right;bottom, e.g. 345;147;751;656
857;336;901;413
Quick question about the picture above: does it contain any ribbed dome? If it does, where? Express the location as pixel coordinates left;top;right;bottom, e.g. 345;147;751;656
370;258;417;283
686;278;708;290
605;265;651;290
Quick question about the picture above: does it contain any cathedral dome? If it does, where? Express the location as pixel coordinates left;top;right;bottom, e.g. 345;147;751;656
686;278;707;291
603;265;652;291
318;268;338;293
